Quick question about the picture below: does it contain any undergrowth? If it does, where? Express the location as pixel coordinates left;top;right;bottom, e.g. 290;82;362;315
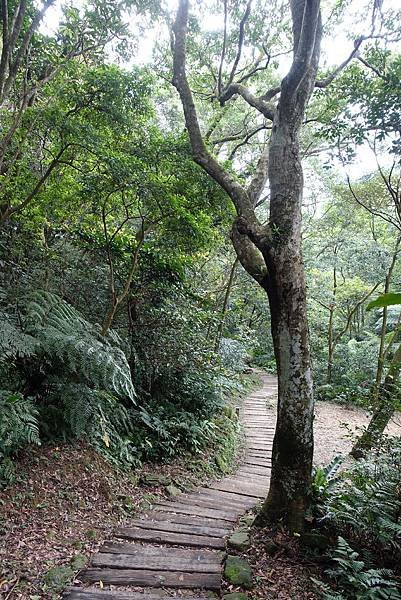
311;439;401;599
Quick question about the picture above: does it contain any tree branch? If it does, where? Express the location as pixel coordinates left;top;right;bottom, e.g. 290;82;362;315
283;0;321;98
231;219;268;286
248;143;269;205
217;0;228;96
0;146;68;225
172;0;257;223
219;82;275;121
315;38;363;88
227;0;252;86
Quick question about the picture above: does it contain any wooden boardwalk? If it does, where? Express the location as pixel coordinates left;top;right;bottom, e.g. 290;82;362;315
64;373;277;600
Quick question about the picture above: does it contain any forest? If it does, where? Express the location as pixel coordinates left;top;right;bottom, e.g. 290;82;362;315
0;0;401;599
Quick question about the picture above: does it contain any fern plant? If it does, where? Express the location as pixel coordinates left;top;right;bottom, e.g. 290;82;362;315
319;440;401;557
0;390;40;484
312;537;401;600
25;290;135;402
312;455;344;501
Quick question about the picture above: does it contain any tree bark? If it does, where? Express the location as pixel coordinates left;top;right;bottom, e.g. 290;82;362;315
327;265;337;384
257;30;321;525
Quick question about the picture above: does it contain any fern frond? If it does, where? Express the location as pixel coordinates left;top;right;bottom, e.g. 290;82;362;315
25;291;135;402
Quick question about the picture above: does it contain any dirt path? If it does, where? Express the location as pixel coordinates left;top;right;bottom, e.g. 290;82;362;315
314;401;401;465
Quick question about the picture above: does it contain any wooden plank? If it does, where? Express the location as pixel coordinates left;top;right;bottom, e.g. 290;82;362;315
244;459;272;467
245;429;274;432
234;472;270;482
101;542;224;559
115;527;225;549
212;477;267;492
117;519;228;538
234;475;270;486
244;428;274;432
178;491;254;509
238;462;271;469
141;510;231;529
246;441;273;446
175;494;247;511
80;568;221;590
92;552;222;573
238;465;271;474
246;443;274;447
196;488;256;506
245;451;272;456
64;589;213;600
151;503;239;521
209;480;265;498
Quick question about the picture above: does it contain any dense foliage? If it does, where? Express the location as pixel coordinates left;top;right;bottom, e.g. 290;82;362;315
1;0;401;597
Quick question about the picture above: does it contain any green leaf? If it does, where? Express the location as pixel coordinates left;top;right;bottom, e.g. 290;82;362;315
366;293;401;311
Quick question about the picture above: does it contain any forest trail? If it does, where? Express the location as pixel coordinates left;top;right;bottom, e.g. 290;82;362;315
63;373;277;599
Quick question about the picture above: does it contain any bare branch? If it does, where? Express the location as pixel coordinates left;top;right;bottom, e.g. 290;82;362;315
357;55;386;79
172;0;256;222
346;173;400;231
227;0;252;86
0;145;68;224
333;280;382;348
237;53;271;85
217;0;228;96
228;123;271;159
315;38;363;88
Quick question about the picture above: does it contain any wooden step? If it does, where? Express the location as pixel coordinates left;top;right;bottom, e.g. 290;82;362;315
115;526;225;549
176;492;252;511
151;502;240;521
92;550;222;573
79;568;221;589
100;542;224;561
196;488;257;506
117;518;228;538
141;510;231;529
64;589;213;600
209;479;266;498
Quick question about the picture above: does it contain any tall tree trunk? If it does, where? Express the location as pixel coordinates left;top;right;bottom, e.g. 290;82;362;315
327;265;337;384
257;83;318;530
372;237;401;402
351;341;401;458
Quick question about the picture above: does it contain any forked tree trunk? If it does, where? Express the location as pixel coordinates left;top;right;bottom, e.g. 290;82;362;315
172;0;327;531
